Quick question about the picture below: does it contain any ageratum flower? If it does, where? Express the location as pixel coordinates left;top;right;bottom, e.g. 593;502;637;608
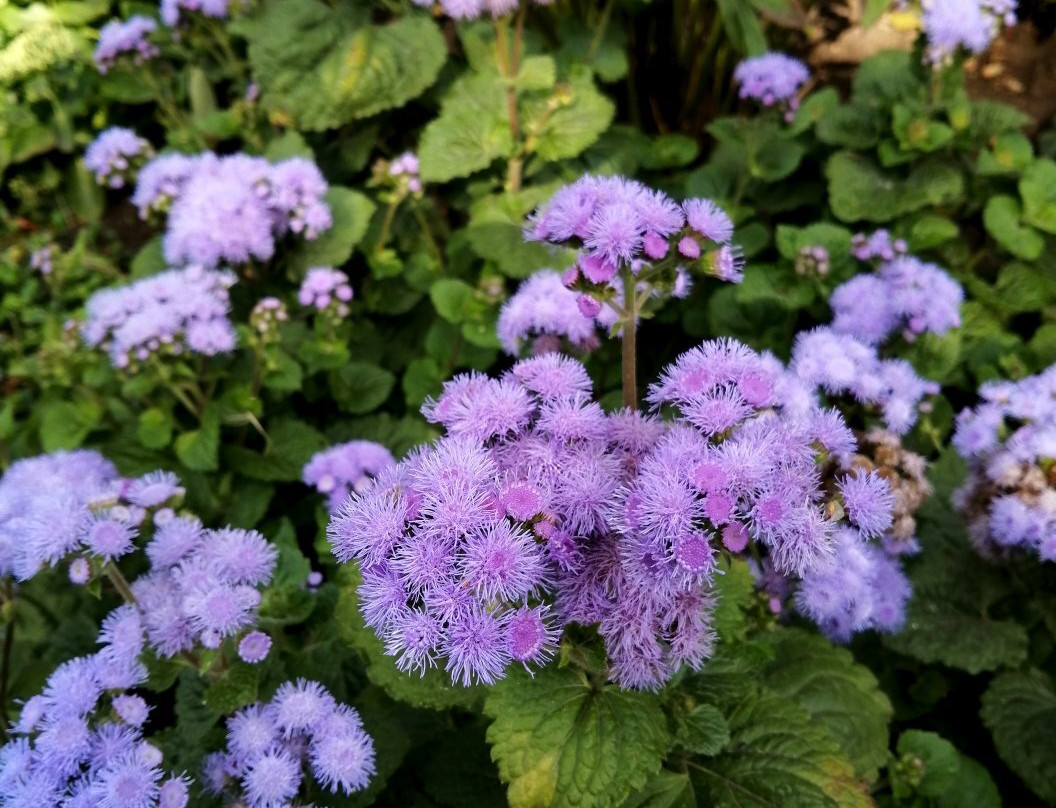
160;0;239;26
303;440;396;512
84;128;153;190
953;364;1056;561
497;270;604;356
297;267;354;318
922;0;1016;66
410;0;552;20
733;52;810;114
81;265;237;369
94;16;159;73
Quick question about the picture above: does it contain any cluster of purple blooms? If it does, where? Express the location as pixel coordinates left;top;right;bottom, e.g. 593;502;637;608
1;613;191;808
921;0;1017;66
203;680;375;806
30;246;54;276
303;440;396;512
525;175;739;324
851;228;907;262
82;265;237;369
410;0;551;20
389;152;422;194
132;152;332;268
497;270;606;356
330;344;908;689
952;365;1056;561
160;0;239;26
297;267;354;319
84;128;153;190
93;16;159;73
732;52;810;119
831;231;963;345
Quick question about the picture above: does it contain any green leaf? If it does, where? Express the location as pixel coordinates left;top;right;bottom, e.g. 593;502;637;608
430;278;476;323
892;104;954;152
329;361;396;414
238;1;446;130
527;66;615;162
895;731;959;798
286;187;375;273
419;72;514;183
984;195;1045;260
992;262;1056;313
937;754;1002;808
710;559;756;640
225;418;327;482
620;771;695;808
774;223;854;275
815;105;882;150
826;152;965;223
261;349;303;392
204;665;261;714
674;704;729;756
976;131;1033;175
485;666;670;808
137;407;174;450
689;689;869;808
714;0;767;54
515;55;557;91
39;398;102;451
639;134;700;170
980;669;1056;804
130;237;166;278
174;404;221;472
761;629;892;782
909;215;959;250
264;130;314;162
1019;158;1056;233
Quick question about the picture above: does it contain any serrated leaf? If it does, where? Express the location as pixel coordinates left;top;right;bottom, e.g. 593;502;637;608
620;771;696;808
419;72;514;183
688;689;869;808
239;0;445;130
762;629;892;782
527;66;615;162
909;215;959;250
485;666;670;808
984;196;1045;261
992;262;1056;313
711;559;755;640
204;665;261;714
976;131;1033;175
286;187;375;272
516;55;557;91
938;754;1002;808
980;669;1056;804
675;704;729;756
1019;158;1056;234
329;361;396;415
815;105;883;150
39;398;101;451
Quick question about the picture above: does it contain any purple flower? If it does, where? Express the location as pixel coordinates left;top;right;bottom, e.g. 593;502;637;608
94;16;159;73
85;128;153;189
297;267;353;317
922;0;1014;66
733;52;810;110
838;471;896;539
126;471;184;508
160;0;237;26
242;749;301;808
238;631;272;664
682;199;733;244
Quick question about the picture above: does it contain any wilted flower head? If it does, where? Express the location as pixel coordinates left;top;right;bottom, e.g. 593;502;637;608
94;16;159;73
85;127;153;189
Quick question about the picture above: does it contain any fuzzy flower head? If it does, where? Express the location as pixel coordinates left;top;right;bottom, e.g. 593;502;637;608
497;270;604;356
952;363;1056;562
94;16;159;73
297;267;354;319
82;264;237;369
921;0;1016;67
411;0;551;20
160;0;241;27
249;297;288;340
733;52;810;116
303;440;396;512
387;151;422;194
85;128;153;189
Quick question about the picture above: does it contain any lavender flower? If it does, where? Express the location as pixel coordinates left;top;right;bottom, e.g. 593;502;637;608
498;270;604;356
733;52;810;115
389;151;422;194
303;440;396;512
208;681;374;805
84;128;153;190
411;0;551;20
30;246;54;276
922;0;1016;67
94;16;159;73
81;264;237;369
953;364;1056;562
160;0;239;26
296;267;354;319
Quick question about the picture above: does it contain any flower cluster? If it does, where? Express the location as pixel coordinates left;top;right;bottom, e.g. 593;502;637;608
921;0;1017;66
831;237;963;345
497;270;605;356
952;365;1056;561
303;440;396;512
84;127;153;190
132;152;332;268
410;0;550;21
0;450;119;581
82;264;237;368
249;296;288;338
389;151;422;194
204;680;375;805
733;52;810;117
852;228;906;262
0;623;190;808
297;267;354;319
526;175;740;324
160;0;240;26
790;327;938;434
794;245;829;277
30;246;54;276
93;15;159;73
330;343;905;689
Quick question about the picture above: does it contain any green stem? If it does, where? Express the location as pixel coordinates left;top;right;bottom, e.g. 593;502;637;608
411;206;444;269
621;269;638;410
494;15;523;192
375;198;400;254
104;563;138;606
585;0;615;63
0;581;15;733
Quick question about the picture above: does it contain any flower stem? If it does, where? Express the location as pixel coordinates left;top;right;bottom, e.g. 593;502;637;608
621;269;638;410
104;562;138;605
494;14;523;192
